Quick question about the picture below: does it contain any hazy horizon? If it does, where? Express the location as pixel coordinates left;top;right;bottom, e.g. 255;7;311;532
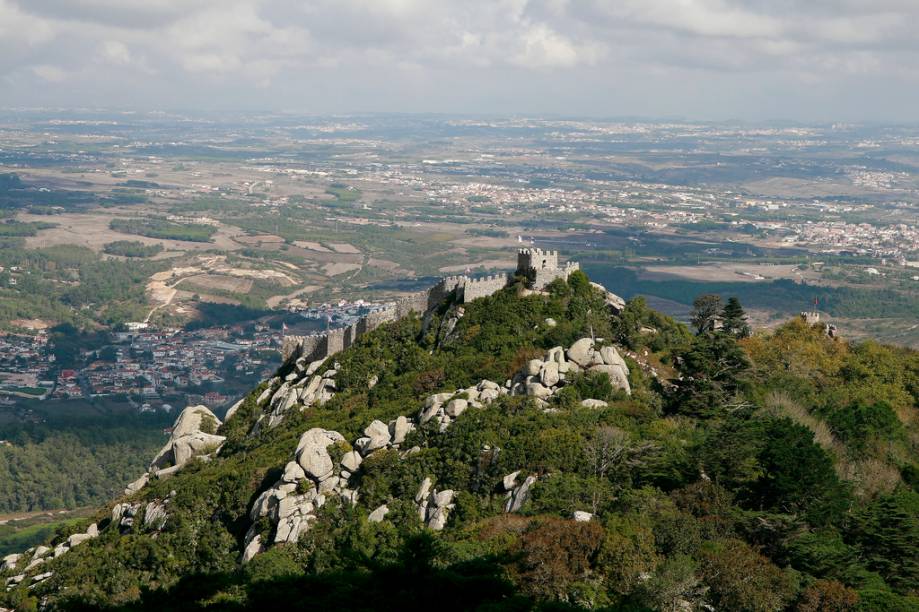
3;1;919;123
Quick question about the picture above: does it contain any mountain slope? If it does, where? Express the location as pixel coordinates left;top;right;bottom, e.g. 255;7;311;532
2;271;919;611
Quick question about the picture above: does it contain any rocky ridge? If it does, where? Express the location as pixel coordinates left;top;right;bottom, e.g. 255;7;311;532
238;336;628;562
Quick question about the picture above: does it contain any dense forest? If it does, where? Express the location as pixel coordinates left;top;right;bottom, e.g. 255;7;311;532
2;271;918;610
0;245;164;329
102;241;164;258
109;218;216;243
0;412;171;515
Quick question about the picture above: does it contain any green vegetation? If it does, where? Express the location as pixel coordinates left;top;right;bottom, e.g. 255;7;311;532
102;240;164;258
0;410;172;514
110;218;217;243
3;271;919;610
466;227;509;238
324;184;361;205
0;220;56;237
0;245;164;329
586;265;919;320
0;513;91;557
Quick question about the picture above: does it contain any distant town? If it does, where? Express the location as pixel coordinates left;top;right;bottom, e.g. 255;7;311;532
0;299;385;413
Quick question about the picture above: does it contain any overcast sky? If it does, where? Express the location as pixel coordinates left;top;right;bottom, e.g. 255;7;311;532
2;0;919;122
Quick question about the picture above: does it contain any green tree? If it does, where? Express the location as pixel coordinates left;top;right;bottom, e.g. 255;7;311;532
690;294;722;334
722;296;751;338
848;490;919;592
672;332;751;417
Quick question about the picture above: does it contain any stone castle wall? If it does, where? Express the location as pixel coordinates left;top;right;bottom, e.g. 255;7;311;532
281;274;507;364
461;273;512;301
533;261;579;290
282;251;579;365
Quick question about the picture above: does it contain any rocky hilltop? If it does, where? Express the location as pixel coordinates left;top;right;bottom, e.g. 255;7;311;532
2;264;919;611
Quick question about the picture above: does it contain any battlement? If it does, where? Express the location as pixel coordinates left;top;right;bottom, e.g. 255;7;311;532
516;247;577;290
283;248;579;366
517;248;559;274
461;273;512;301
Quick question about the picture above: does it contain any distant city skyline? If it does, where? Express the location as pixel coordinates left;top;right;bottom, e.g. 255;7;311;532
2;1;919;122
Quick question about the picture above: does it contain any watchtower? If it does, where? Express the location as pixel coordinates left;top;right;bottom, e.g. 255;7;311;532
516;248;578;290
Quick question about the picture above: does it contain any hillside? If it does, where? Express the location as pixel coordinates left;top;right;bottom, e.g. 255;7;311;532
2;270;919;611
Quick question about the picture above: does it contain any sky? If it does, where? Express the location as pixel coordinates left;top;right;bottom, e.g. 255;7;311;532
2;0;919;122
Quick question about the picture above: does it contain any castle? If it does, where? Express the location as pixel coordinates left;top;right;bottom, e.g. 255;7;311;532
281;248;578;363
517;248;580;290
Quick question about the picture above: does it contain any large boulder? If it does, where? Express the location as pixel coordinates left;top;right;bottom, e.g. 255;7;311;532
566;338;595;367
599;346;627;369
589;364;631;394
390;415;412;445
361;420;391;453
540;361;560;387
526;382;552;399
295;428;345;481
445;398;468;417
282;461;306;483
368;504;389;523
150;406;225;472
341;450;363;473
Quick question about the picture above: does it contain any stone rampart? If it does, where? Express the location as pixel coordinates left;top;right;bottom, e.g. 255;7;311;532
281;251;579;367
462;273;511;301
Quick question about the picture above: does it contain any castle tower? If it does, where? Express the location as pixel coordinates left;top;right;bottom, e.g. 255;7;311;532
516;248;576;290
517;248;558;275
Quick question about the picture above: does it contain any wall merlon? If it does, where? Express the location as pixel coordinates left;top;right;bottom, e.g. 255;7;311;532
281;249;579;368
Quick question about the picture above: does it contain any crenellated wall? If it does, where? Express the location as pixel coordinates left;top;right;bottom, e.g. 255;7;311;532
281;251;579;365
461;273;512;301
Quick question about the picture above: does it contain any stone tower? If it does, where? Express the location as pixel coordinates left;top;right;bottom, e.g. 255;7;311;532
516;248;579;290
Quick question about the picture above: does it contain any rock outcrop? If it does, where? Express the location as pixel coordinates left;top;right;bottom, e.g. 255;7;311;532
4;523;100;589
150;405;225;474
418;380;508;431
508;338;631;402
253;360;340;433
244;377;515;560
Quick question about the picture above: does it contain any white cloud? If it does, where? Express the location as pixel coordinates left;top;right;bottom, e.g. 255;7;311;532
32;64;67;82
100;40;132;65
3;0;919;119
512;24;604;68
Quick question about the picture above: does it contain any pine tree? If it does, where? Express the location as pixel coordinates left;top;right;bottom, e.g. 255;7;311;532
721;297;750;339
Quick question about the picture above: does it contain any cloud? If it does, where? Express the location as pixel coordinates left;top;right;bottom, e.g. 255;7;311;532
100;40;132;65
32;64;67;82
3;0;919;119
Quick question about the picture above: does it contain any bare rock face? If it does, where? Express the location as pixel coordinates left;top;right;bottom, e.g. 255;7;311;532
295;428;346;481
150;406;225;473
505;475;537;513
566;338;595;368
1;554;20;572
591;281;626;314
368;504;389;523
124;472;149;495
